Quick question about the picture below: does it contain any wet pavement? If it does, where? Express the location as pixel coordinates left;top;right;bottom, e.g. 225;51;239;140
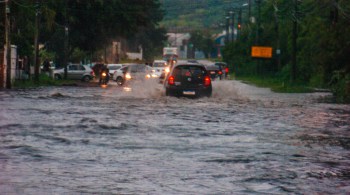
0;79;349;194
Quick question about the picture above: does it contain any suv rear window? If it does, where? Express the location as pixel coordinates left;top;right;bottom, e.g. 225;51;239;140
172;66;207;86
174;66;206;77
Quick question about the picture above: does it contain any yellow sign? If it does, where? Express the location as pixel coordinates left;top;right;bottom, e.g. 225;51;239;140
251;46;273;58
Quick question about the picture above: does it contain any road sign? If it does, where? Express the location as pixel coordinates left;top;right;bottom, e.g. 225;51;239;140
251;46;273;58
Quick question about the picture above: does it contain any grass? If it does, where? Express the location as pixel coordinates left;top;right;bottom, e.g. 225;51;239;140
234;75;314;93
13;74;76;88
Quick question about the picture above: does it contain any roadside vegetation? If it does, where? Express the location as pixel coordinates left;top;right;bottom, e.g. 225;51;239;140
234;75;314;93
13;74;75;88
1;0;166;84
161;0;349;103
221;0;350;103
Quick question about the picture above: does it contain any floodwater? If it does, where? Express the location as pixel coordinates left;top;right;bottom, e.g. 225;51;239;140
0;79;349;194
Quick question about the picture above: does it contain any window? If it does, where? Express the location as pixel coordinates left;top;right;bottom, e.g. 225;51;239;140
69;65;78;70
77;65;85;70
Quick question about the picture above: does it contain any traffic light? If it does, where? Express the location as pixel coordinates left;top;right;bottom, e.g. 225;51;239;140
237;23;241;30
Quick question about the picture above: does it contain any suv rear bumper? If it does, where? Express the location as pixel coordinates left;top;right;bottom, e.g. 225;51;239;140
166;85;212;97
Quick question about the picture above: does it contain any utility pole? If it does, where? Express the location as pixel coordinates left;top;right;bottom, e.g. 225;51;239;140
255;0;261;45
237;9;242;40
248;0;251;21
274;0;281;71
34;0;41;82
255;0;261;75
5;0;11;89
291;0;298;83
64;0;68;79
229;11;234;43
225;16;230;45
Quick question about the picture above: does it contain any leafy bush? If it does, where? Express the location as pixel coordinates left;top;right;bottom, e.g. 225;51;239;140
330;71;350;103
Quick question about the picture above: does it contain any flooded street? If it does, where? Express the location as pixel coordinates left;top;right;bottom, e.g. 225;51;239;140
0;80;349;194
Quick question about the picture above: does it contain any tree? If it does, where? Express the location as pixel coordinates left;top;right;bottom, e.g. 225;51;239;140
9;0;166;66
188;30;215;58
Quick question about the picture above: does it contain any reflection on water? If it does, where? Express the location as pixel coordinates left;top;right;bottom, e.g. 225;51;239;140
0;80;349;194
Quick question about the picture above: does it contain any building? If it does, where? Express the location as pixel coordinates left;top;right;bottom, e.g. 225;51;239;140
166;33;191;59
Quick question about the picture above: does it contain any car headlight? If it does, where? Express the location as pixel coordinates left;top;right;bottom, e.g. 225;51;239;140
102;72;107;77
146;74;151;79
165;67;170;73
125;73;132;79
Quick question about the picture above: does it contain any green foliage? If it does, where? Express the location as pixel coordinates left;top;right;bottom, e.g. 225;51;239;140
222;0;350;102
237;75;313;93
135;26;168;61
70;48;87;63
9;0;165;66
189;31;215;58
39;49;56;62
329;71;350;103
160;0;245;31
14;73;59;88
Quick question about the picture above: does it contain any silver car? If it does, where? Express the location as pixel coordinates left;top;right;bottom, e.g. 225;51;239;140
54;64;95;82
107;64;123;77
112;64;150;86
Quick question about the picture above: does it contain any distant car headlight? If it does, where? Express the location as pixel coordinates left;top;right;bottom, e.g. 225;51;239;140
152;69;155;73
146;74;151;79
125;73;132;80
102;72;107;77
165;67;170;73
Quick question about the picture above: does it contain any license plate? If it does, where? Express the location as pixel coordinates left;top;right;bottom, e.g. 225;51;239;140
183;90;195;95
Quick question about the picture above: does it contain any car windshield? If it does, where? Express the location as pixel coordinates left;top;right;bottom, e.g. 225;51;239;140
153;62;167;67
128;64;146;73
108;65;121;70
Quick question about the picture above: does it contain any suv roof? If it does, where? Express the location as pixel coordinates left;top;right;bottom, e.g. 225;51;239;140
215;62;227;65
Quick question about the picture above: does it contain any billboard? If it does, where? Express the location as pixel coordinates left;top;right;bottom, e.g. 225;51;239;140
251;46;273;58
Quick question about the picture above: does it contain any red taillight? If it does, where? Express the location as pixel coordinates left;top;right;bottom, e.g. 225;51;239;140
204;76;211;87
218;71;222;75
168;75;175;85
225;67;229;73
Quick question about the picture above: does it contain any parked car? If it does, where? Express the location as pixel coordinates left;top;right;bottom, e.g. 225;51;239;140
165;63;212;98
53;64;95;82
112;63;150;86
107;64;123;77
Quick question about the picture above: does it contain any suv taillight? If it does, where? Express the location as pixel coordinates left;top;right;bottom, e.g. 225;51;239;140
168;75;175;85
225;67;229;73
204;76;211;87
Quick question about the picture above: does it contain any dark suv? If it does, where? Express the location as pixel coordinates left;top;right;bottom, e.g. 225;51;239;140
165;63;212;98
